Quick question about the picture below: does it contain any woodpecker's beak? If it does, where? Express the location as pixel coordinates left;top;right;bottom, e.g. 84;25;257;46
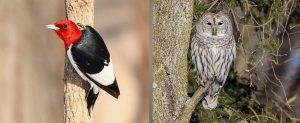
212;27;217;35
45;24;59;30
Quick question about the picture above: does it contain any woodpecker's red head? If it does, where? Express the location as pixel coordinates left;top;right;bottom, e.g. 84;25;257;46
46;20;81;48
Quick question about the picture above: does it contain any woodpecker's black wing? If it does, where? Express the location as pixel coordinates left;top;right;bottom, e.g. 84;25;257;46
70;26;120;98
71;26;110;74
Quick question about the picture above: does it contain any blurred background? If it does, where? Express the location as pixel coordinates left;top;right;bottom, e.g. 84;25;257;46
0;0;149;123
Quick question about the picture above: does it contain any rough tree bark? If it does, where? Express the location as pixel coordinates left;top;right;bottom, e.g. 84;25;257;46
64;0;94;123
153;0;212;123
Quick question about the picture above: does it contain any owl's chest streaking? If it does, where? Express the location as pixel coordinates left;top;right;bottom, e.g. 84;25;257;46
191;35;236;84
205;46;228;70
197;35;233;48
210;46;219;56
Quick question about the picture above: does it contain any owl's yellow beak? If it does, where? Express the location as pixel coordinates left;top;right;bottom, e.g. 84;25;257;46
212;27;217;35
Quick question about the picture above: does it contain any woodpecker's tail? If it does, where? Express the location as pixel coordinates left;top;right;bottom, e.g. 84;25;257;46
202;80;222;110
86;87;99;116
96;78;120;99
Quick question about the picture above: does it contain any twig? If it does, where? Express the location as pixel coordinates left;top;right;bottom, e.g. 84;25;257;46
273;0;296;37
248;105;260;122
250;115;278;122
207;0;219;11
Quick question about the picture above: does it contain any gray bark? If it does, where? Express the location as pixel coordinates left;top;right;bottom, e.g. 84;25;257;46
153;0;211;123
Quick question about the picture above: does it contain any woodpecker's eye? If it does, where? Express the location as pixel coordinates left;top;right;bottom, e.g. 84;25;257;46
207;22;212;25
62;24;68;29
218;22;223;25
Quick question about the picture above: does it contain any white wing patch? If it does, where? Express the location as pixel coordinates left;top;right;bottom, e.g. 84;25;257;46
86;61;115;86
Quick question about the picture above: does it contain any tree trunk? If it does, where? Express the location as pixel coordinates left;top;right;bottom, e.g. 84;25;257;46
64;0;94;122
153;0;210;123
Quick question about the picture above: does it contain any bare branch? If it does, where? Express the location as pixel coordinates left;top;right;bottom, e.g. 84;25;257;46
176;81;212;123
64;0;94;122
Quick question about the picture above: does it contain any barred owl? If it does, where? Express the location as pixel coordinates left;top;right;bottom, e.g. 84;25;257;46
191;12;236;109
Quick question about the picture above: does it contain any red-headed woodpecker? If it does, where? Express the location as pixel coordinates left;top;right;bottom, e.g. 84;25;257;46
46;20;120;114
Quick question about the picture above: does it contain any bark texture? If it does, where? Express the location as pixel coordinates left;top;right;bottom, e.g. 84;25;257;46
64;0;94;122
153;0;210;123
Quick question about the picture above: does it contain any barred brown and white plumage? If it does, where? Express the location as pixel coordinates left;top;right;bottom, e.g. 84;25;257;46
190;12;236;109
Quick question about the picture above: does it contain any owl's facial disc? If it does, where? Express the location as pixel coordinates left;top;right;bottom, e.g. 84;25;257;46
214;17;228;37
197;13;231;37
200;17;215;36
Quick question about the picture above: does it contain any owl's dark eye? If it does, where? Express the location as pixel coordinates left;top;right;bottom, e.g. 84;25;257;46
218;22;223;25
62;24;68;29
207;22;212;25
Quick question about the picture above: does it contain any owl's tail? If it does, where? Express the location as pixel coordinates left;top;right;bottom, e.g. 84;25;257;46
202;95;218;110
201;80;222;110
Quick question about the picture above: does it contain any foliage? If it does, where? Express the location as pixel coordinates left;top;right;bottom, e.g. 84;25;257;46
188;72;293;122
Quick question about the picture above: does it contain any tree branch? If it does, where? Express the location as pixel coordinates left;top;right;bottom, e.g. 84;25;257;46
64;0;94;122
176;81;212;123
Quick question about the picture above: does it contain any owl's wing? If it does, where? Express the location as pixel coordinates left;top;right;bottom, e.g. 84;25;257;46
190;35;207;86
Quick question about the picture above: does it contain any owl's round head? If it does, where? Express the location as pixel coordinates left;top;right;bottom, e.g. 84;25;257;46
196;12;232;37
